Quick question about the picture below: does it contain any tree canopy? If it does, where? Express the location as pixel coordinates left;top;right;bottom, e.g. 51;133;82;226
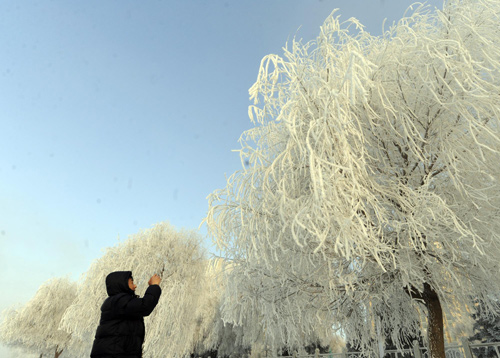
59;222;211;358
206;1;500;357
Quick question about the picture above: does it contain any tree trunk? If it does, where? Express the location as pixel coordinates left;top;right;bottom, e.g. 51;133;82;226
376;318;385;358
54;345;64;358
423;283;445;358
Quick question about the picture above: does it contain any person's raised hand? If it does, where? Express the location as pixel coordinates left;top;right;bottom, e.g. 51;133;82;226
148;274;161;286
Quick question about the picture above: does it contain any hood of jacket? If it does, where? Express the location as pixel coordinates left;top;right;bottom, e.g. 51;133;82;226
105;271;135;296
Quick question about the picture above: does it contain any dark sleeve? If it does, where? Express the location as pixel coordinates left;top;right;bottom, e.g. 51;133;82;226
120;285;162;317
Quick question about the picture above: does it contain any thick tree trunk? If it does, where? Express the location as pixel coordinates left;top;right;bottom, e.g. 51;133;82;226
423;283;446;358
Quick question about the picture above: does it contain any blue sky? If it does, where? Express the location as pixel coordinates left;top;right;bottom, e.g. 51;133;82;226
0;1;442;356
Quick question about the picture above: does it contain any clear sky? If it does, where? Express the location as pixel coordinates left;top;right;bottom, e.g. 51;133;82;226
0;1;443;356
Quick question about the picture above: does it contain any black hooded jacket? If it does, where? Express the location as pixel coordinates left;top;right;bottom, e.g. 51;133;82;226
90;271;161;358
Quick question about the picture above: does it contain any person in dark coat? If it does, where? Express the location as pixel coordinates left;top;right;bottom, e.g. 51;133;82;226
90;271;162;358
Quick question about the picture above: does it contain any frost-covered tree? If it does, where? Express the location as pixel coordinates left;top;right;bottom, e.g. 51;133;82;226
471;314;500;345
193;258;250;358
442;300;474;343
470;300;500;358
0;277;79;358
59;222;212;358
0;308;24;354
205;1;500;358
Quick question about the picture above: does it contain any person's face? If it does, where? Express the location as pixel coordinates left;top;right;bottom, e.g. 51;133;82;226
128;277;137;291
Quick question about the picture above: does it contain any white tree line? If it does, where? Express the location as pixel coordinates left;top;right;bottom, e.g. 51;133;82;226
0;222;246;358
0;219;480;358
0;222;340;357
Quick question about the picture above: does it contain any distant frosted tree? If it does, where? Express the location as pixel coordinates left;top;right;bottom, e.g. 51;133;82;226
59;222;211;358
206;1;500;358
470;301;500;358
471;315;500;344
0;277;78;358
328;335;346;354
193;258;249;358
0;309;23;353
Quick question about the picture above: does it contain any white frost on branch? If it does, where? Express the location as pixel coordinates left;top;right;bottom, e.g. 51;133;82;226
206;0;500;353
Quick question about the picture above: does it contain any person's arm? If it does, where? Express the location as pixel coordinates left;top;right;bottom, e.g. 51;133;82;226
122;284;162;317
119;275;162;317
